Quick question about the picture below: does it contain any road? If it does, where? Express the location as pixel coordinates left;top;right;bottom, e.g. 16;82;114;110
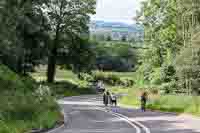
49;95;200;133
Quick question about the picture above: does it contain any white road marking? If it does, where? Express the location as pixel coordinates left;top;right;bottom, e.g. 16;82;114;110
95;107;141;133
57;100;102;106
113;111;151;133
58;96;151;133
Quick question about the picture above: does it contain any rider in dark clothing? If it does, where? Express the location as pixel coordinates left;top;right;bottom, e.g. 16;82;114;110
103;91;110;106
141;92;148;112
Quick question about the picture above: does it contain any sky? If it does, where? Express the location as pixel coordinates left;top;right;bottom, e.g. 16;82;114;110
91;0;145;24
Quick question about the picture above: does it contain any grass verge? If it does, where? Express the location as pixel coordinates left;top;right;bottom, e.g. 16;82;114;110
0;64;62;133
117;87;200;116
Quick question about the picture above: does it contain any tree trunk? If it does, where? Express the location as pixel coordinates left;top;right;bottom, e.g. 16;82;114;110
47;47;57;83
47;24;60;83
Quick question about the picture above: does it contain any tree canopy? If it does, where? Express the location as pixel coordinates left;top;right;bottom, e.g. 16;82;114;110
135;0;200;94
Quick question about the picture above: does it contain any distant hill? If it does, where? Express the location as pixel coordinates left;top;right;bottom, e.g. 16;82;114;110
90;20;143;31
89;20;144;41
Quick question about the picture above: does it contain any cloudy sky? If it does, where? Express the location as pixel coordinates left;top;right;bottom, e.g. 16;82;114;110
91;0;145;24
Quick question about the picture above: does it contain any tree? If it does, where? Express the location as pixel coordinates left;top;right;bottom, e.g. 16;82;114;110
0;0;48;74
66;37;96;77
129;37;136;43
106;35;112;41
41;0;96;82
135;0;182;89
121;35;127;42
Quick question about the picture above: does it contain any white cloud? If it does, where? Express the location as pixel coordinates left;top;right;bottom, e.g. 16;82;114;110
91;0;145;24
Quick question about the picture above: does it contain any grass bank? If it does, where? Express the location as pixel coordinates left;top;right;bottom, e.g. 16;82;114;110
95;71;200;116
0;64;62;133
117;87;200;116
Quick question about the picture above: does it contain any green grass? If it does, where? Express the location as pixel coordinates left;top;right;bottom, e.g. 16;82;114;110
99;71;136;80
0;110;61;133
31;66;79;83
44;81;95;98
99;71;200;116
0;64;62;133
119;88;141;107
31;65;95;98
147;95;200;115
108;86;129;94
118;88;200;116
32;67;200;116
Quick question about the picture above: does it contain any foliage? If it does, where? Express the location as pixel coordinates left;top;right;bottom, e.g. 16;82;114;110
175;47;200;94
121;35;127;42
44;81;95;98
31;66;96;98
161;65;176;83
64;38;96;75
134;0;190;93
94;42;138;72
40;0;96;82
0;64;61;133
0;0;49;74
92;71;134;87
135;0;200;94
118;87;200;115
106;35;112;41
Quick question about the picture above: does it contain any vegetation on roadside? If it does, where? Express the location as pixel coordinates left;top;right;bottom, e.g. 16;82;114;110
120;88;200;115
31;66;96;98
0;64;62;133
1;0;200;132
91;71;135;87
108;0;200;116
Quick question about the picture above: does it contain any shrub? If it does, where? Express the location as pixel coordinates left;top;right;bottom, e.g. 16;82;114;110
0;64;61;133
79;73;94;82
160;80;178;94
92;71;134;86
161;65;176;83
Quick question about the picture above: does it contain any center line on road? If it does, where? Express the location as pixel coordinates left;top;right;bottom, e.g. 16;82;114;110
94;106;151;133
113;111;151;133
95;107;141;133
58;96;151;133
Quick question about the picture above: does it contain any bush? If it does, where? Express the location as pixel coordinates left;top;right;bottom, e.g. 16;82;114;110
79;73;94;82
149;68;162;85
0;64;61;133
92;71;134;86
161;65;176;83
160;80;178;94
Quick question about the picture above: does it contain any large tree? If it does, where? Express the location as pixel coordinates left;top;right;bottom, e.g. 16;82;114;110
135;0;182;87
0;0;48;74
41;0;96;82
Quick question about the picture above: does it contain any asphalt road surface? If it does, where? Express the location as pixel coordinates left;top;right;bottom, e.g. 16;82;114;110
49;95;200;133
